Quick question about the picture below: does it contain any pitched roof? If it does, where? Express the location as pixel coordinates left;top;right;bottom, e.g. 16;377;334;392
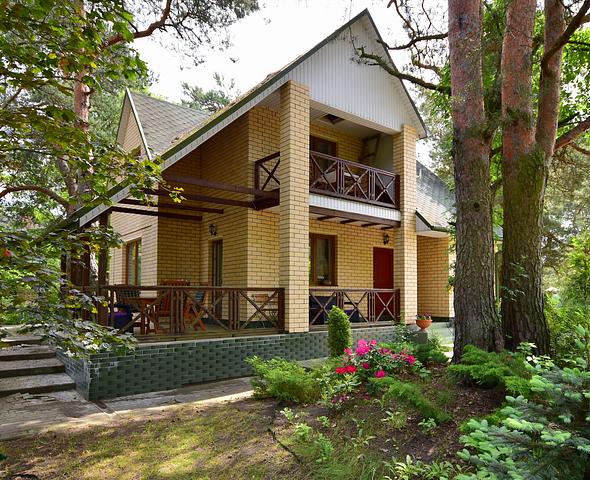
416;162;454;231
130;92;209;156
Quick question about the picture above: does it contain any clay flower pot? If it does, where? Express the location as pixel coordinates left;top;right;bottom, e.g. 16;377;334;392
416;317;432;331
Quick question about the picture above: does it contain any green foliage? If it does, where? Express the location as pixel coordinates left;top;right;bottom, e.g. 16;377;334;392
562;233;590;306
447;345;530;396
181;73;239;113
458;352;590;479
383;455;464;480
245;356;321;404
413;338;449;366
546;298;590;364
327;307;352;358
376;377;451;424
0;227;135;357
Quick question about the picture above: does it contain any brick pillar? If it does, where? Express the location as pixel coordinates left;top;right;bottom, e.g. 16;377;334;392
393;125;418;324
279;81;310;333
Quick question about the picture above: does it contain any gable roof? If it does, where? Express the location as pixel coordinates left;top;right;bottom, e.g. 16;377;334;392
77;9;431;227
131;93;209;156
416;162;454;231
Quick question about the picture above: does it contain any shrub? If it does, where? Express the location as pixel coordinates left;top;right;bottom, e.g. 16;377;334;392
457;339;590;479
327;307;352;357
413;339;449;366
245;356;321;403
447;345;530;396
376;377;451;424
546;297;590;364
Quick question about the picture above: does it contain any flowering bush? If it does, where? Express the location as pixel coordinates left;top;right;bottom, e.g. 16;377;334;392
325;339;420;405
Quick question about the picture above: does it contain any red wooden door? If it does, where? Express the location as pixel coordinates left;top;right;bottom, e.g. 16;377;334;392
373;248;394;319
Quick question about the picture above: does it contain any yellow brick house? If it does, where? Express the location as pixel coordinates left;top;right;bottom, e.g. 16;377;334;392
77;9;455;341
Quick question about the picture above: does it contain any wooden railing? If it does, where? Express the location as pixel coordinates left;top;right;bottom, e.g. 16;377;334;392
309;288;401;326
94;285;284;335
254;151;400;208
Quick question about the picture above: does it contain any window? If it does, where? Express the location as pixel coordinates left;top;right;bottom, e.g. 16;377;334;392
309;234;336;286
125;240;141;285
310;136;337;157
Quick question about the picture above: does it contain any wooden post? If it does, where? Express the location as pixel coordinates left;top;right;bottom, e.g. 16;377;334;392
97;213;109;325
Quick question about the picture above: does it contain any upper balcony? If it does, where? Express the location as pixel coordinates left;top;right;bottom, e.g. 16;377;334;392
254;151;401;223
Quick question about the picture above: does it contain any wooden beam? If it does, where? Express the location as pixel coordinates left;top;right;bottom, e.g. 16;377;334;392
310;206;400;227
97;213;109;326
143;189;254;209
361;223;378;227
163;174;278;198
381;226;394;230
111;206;202;222
119;198;223;215
317;215;335;221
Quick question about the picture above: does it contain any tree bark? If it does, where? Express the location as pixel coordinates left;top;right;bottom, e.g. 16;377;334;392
449;0;504;360
500;0;564;354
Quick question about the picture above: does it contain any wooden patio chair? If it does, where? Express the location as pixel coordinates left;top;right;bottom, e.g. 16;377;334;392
151;279;190;333
248;292;279;328
113;288;141;331
183;284;209;332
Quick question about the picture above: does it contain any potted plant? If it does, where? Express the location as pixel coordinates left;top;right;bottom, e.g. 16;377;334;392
416;314;432;331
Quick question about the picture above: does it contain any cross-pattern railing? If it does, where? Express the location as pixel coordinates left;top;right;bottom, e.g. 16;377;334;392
309;152;399;208
96;285;284;336
309;288;401;326
254;151;400;208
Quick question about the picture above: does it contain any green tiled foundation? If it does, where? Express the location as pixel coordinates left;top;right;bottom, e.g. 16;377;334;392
58;326;408;400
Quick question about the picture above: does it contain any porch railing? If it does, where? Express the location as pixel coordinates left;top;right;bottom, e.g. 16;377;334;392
309;288;401;326
254;151;400;209
96;285;285;335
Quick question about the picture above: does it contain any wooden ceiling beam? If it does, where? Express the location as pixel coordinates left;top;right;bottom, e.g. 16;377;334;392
163;174;277;198
317;215;335;221
119;198;223;215
143;189;254;209
111;206;202;222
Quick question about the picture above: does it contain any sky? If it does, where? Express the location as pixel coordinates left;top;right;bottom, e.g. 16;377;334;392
133;0;435;164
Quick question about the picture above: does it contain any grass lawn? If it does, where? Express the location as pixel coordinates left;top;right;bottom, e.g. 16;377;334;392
0;368;502;480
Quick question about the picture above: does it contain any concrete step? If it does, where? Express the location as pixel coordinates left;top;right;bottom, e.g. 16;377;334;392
0;358;64;378
2;335;43;346
0;373;75;397
0;346;55;362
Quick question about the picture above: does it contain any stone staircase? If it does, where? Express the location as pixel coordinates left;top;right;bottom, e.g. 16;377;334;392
0;332;75;397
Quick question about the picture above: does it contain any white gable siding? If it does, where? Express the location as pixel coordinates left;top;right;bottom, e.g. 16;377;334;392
285;17;422;136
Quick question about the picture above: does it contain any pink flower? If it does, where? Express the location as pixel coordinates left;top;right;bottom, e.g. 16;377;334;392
343;348;353;355
346;365;357;374
335;367;347;374
361;362;371;369
380;347;392;355
356;346;371;356
374;370;386;378
405;355;416;365
357;339;368;347
369;340;377;346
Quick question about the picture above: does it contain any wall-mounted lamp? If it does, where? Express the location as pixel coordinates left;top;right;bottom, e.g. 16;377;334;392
383;233;390;245
209;224;217;237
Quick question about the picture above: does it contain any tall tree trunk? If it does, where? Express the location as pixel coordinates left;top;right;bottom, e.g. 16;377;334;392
449;0;504;360
500;0;564;353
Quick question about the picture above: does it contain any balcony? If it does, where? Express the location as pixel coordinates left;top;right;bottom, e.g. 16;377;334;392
254;151;400;210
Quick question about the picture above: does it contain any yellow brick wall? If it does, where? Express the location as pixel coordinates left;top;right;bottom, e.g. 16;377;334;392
309;122;363;162
417;236;453;318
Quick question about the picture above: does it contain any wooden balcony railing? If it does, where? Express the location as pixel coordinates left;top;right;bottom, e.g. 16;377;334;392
309;288;401;326
90;285;285;335
254;151;400;208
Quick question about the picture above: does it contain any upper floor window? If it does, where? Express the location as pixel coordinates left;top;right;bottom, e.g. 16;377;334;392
309;234;337;286
125;240;141;285
310;136;337;157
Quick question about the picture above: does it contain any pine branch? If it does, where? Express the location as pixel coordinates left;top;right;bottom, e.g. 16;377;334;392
105;0;173;47
356;47;450;95
541;0;590;71
554;116;590;150
378;33;448;51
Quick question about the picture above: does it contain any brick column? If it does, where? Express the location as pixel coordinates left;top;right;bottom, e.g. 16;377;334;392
279;81;310;332
393;125;418;324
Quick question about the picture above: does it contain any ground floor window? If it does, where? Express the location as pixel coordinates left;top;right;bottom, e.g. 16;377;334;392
309;234;336;286
125;240;141;285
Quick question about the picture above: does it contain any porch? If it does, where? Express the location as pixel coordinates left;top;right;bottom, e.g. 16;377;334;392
93;284;401;342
